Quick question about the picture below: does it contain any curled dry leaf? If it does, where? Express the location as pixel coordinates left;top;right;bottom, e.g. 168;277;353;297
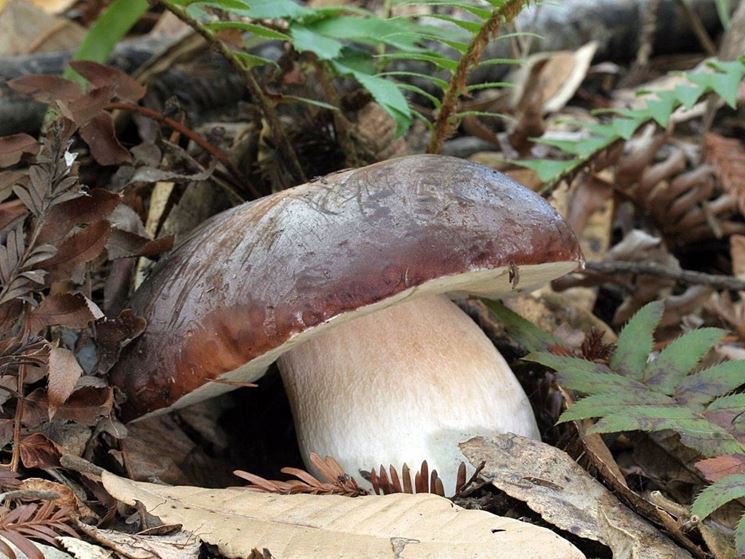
696;455;745;483
460;435;694;559
68;61;146;103
19;433;62;469
47;347;83;417
106;229;173;260
93;310;146;374
102;471;585;559
37;189;120;245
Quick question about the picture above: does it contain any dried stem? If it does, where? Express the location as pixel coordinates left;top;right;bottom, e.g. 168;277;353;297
426;0;526;154
9;364;25;472
156;0;306;186
582;261;745;292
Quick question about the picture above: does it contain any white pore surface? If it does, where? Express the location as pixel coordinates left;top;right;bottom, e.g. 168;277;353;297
278;294;540;495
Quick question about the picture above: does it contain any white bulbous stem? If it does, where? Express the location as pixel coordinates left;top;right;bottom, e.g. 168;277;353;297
277;294;539;494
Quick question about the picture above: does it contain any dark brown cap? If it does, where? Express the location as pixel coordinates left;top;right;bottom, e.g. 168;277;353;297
111;155;582;420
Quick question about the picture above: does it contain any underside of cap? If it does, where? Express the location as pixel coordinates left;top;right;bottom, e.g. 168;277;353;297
111;155;583;420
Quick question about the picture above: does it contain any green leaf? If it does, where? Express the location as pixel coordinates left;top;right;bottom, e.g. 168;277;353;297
610;301;663;380
560;392;672;422
190;0;311;19
535;136;613;159
706;393;745;413
69;0;148;74
377;71;448;91
612;117;643;140
303;16;425;51
378;52;459;72
674;82;707;109
203;21;291;40
466;81;513;92
290;25;344;59
691;474;745;520
333;58;411;134
511;159;578;183
690;63;742;109
642;90;677;127
425;13;483;33
591;416;744;456
234;51;276;69
482;299;557;353
644;328;726;392
396;83;441;108
676;360;745;404
738;512;745;557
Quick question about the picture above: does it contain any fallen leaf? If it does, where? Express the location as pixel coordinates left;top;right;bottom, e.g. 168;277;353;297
38;189;120;245
69;61;146;103
47;347;83;417
0;134;37;167
19;433;61;469
460;434;693;559
40;220;111;280
9;74;82;104
79;113;132;166
94;310;146;374
26;293;103;334
107;229;173;259
696;455;745;483
101;471;584;559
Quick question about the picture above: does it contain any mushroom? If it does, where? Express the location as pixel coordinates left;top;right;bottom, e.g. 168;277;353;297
111;155;582;492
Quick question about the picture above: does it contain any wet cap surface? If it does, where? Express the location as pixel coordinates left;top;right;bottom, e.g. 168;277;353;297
112;155;582;419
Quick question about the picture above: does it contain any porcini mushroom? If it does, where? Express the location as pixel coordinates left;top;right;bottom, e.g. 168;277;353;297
112;155;582;492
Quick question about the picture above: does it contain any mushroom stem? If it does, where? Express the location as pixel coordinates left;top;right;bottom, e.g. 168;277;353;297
277;294;539;494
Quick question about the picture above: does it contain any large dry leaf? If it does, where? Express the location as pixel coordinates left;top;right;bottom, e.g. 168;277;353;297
47;347;83;417
460;435;692;559
102;471;584;559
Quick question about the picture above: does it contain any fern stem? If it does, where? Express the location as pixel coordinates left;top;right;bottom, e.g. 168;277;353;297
9;364;25;472
426;0;527;155
311;60;360;168
156;0;307;187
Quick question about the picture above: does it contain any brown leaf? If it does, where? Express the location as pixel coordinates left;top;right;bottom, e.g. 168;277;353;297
26;293;104;334
69;60;146;102
19;433;62;469
107;229;174;259
0;199;27;233
696;455;745;483
0;134;37;167
79;113;131;166
47;347;83;417
8;74;82;103
57;85;113;126
38;188;120;244
94;310;146;374
39;220;111;280
50;385;113;426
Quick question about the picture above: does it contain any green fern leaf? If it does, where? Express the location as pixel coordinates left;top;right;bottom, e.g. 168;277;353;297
610;301;663;379
641;90;676;127
677;361;745;404
691;474;745;520
644;328;727;391
707;393;745;413
559;391;671;422
511;159;578;182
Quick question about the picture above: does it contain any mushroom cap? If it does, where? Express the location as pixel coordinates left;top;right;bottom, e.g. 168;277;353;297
112;155;582;420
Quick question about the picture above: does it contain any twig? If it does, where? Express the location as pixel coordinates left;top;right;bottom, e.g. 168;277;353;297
312;60;360;168
674;0;717;56
426;0;526;154
582;261;745;292
9;364;25;472
156;0;306;186
107;101;260;200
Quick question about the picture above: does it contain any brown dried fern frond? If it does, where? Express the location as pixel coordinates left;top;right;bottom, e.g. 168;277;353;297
0;500;78;559
234;453;366;497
